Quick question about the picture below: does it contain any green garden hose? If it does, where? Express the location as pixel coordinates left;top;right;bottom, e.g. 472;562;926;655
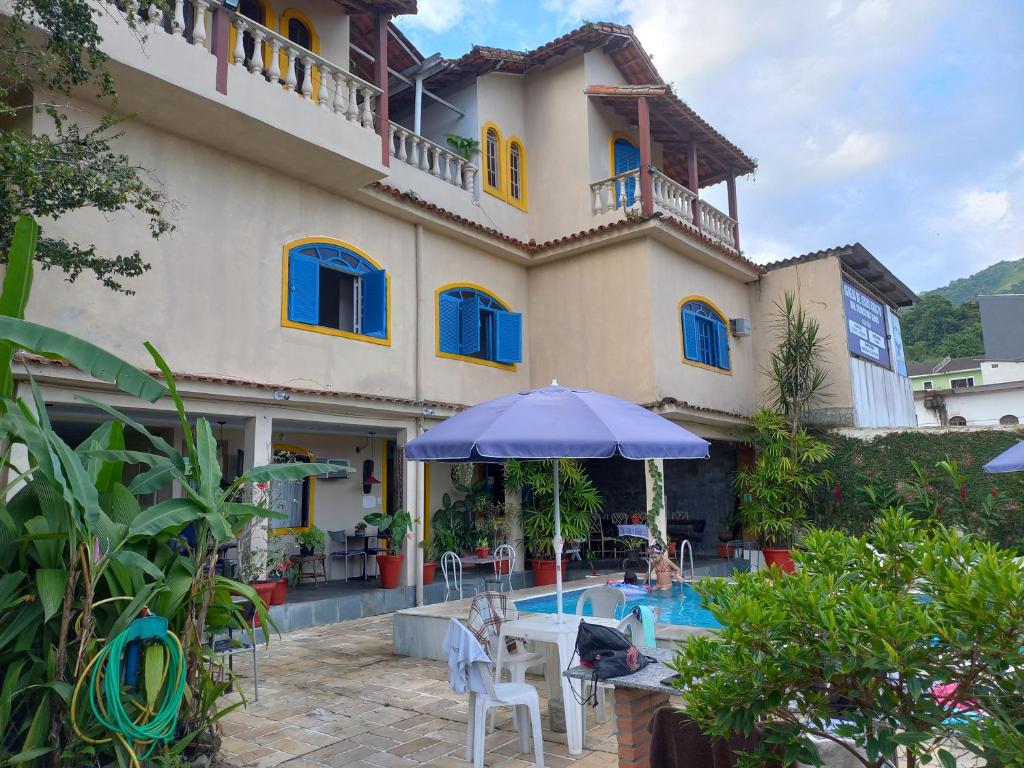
72;610;187;767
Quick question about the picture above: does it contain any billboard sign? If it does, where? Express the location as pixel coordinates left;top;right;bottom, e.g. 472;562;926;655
887;306;907;377
842;281;890;369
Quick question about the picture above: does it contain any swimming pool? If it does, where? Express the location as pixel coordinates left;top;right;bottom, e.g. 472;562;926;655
514;583;722;629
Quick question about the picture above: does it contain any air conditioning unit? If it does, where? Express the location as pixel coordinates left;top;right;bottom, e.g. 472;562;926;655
318;458;356;480
730;318;752;337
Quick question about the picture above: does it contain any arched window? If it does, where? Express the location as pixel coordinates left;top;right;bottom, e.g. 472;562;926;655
611;134;640;207
280;10;319;95
999;415;1019;425
436;284;522;368
680;298;730;372
482;123;503;199
282;239;389;344
948;416;967;427
238;0;267;70
507;138;527;210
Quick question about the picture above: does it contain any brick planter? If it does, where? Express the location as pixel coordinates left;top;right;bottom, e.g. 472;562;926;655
613;688;670;768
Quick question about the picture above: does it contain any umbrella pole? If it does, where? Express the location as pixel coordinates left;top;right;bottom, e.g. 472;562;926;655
553;459;564;621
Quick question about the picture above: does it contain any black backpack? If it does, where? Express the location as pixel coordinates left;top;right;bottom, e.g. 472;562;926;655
575;620;654;680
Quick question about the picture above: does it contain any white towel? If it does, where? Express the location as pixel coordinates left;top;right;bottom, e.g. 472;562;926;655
442;618;493;695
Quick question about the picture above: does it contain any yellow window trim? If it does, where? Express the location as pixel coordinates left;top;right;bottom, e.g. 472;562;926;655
270;442;316;535
609;131;639;177
434;281;518;372
677;295;733;376
228;0;276;67
279;8;321;96
481;122;505;200
506;136;528;211
280;236;393;347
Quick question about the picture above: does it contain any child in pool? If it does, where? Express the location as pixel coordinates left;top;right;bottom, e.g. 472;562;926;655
649;545;682;591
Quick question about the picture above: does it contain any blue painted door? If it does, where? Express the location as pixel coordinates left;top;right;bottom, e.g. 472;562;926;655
613;138;640;207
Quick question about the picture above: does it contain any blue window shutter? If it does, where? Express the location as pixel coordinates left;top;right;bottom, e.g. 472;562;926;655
715;321;730;370
682;309;699;361
460;293;481;354
288;252;319;325
494;311;522;364
613;139;641;207
438;293;461;354
360;268;387;338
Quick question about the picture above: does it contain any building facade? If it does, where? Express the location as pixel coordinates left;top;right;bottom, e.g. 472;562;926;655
8;1;917;593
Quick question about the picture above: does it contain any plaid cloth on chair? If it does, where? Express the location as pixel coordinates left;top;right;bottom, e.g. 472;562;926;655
467;592;521;652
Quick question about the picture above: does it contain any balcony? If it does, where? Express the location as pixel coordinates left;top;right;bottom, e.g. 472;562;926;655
386;122;478;195
590;168;739;251
78;0;387;194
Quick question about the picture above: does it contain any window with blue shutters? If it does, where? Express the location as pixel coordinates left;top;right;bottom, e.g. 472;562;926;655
613;136;641;207
680;299;730;372
282;240;389;345
436;285;522;368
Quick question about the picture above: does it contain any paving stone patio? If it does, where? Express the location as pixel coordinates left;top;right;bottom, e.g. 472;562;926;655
215;615;619;768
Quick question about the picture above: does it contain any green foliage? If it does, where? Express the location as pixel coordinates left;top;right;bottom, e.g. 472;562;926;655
295;525;325;553
645;460;666;548
901;294;984;363
505;459;601;558
363;509;413;556
670;510;1024;768
445;134;480;162
928;256;1024;306
736;410;832;548
1;0;173;294
762;291;830;427
811;430;1024;548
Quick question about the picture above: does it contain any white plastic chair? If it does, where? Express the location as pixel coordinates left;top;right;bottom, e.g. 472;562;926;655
484;544;516;593
441;551;477;602
575;585;627;619
466;663;545;768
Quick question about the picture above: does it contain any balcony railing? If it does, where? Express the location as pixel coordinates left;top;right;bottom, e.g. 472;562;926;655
590;168;739;250
387;123;477;193
138;1;381;133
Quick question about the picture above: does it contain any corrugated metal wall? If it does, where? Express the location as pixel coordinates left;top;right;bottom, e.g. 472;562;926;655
850;357;917;427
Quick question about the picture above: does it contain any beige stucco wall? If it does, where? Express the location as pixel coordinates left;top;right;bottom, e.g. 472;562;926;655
473;72;530;241
526;239;656;403
753;257;854;415
647;240;757;415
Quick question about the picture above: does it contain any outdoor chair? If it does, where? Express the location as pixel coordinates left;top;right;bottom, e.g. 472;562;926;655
484;544;516;593
208;600;259;701
443;619;545;768
575;585;626;619
441;551;478;602
328;530;368;581
587;517;616;559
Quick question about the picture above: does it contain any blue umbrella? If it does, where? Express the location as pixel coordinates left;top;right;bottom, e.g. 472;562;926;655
404;381;709;618
984;440;1024;473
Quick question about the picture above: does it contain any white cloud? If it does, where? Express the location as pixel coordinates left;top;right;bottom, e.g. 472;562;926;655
821;131;893;174
953;190;1013;229
402;0;487;34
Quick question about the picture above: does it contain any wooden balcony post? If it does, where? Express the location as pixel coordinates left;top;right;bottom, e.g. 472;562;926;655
687;138;700;225
727;169;740;250
637;95;653;217
212;4;230;95
375;12;390;166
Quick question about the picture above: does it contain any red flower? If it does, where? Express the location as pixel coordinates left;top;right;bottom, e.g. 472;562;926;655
992;486;999;497
959;485;967;501
867;469;876;479
833;483;842;501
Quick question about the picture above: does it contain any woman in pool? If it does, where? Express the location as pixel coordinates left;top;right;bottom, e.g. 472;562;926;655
649;545;682;591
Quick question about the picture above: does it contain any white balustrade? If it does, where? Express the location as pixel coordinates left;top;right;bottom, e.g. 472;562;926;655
589;169;642;214
698;200;738;248
191;0;208;46
388;122;477;193
248;29;265;74
650;169;696;222
171;0;185;36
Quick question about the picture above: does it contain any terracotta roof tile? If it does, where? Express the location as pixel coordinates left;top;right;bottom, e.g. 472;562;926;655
642;396;749;422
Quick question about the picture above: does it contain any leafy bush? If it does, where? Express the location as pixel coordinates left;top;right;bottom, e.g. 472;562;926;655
670;509;1024;768
505;459;601;558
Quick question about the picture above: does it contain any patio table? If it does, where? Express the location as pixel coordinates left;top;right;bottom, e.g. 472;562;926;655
616;524;649;538
496;613;621;755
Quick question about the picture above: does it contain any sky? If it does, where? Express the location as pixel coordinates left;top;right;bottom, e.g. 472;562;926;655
395;0;1024;293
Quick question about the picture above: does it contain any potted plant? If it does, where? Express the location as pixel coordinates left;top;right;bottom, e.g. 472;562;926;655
474;536;490;558
355;520;367;535
507;458;601;587
735;409;831;572
364;508;413;588
418;533;440;584
237;548;276;609
295;525;325;556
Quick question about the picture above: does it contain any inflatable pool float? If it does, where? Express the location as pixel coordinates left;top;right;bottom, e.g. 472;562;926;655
606;580;651;595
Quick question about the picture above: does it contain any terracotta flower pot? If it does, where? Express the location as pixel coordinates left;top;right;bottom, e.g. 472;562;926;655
377;553;405;589
717;542;736;559
475;547;490;558
762;547;796;573
531;557;569;587
248;580;275;627
492;559;510;575
423;560;437;584
270;578;288;605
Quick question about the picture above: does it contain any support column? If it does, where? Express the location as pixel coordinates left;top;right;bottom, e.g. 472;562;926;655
505;484;525;573
614;689;670;768
644;459;667;549
413;75;424;135
212;4;230;95
374;12;390;166
687;138;700;224
727;169;740;249
242;411;273;559
637;95;653;217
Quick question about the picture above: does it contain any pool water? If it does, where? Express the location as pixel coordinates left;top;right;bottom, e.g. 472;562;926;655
514;583;722;629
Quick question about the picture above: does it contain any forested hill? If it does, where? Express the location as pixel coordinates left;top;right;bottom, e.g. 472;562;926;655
901;256;1024;364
